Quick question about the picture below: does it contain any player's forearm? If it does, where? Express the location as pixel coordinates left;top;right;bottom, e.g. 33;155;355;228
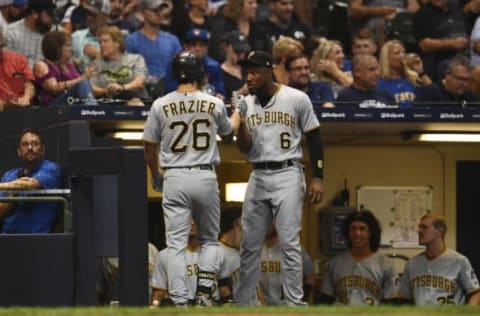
143;141;161;176
305;128;324;179
235;120;252;153
468;290;480;305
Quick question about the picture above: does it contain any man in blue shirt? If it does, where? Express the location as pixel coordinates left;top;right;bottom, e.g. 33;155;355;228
336;54;396;108
165;28;226;99
285;53;335;118
0;128;61;234
125;0;182;90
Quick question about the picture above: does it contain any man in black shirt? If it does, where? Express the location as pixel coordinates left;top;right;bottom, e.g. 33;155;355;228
255;0;310;55
415;55;479;108
413;0;468;81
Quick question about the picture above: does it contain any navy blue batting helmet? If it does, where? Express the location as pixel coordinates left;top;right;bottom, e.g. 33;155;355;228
172;51;205;84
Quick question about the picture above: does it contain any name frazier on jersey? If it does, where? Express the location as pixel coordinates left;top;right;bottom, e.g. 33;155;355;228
410;275;456;292
247;111;296;129
337;275;381;298
162;99;216;118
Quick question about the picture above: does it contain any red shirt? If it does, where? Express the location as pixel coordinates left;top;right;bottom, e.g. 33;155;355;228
0;49;35;102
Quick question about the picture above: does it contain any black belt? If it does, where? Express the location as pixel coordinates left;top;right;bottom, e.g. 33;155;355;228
253;160;294;170
165;164;213;170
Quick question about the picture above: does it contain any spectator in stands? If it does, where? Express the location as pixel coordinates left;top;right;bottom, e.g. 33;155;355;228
351;27;378;57
0;27;35;110
415;55;479;107
0;0;26;29
342;28;378;75
125;0;181;98
336;54;396;108
272;36;304;85
209;0;259;63
399;214;480;305
462;0;480;33
255;0;310;55
310;39;353;98
109;0;137;35
220;30;250;100
285;53;335;113
348;0;419;48
3;0;56;67
58;0;82;34
70;0;89;32
320;210;399;305
165;28;225;98
414;0;469;81
34;30;97;106
377;40;420;108
0;128;62;234
90;26;148;105
71;0;110;72
403;52;432;86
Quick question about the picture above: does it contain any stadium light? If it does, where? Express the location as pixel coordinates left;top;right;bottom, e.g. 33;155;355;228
225;182;248;202
113;131;143;140
417;133;480;142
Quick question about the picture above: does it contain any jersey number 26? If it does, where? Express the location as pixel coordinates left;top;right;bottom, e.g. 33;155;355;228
170;119;211;153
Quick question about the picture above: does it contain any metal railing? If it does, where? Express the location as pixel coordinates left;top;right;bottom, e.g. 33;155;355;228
0;189;72;232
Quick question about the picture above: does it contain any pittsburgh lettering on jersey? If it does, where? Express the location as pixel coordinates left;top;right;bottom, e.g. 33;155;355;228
410;275;456;292
261;260;281;273
337;275;381;298
247;111;296;129
162;100;216;118
187;263;198;276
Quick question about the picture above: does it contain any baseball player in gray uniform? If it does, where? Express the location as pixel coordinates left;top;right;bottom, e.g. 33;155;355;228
259;225;316;305
143;51;233;306
399;214;480;305
150;222;200;306
321;210;399;305
233;50;324;306
213;204;242;304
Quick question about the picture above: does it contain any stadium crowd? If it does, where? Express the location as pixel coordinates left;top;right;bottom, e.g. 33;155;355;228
2;0;480;110
2;0;480;308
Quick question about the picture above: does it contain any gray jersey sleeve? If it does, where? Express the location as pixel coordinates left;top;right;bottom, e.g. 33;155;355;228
458;255;480;295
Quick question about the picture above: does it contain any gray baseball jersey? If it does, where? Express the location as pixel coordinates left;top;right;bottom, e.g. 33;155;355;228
143;90;232;167
236;85;320;306
321;251;399;305
399;249;480;305
212;242;241;301
150;247;199;300
259;243;316;305
143;90;231;304
243;84;320;162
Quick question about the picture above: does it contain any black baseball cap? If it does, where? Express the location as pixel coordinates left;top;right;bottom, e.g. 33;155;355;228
222;31;250;52
238;50;273;68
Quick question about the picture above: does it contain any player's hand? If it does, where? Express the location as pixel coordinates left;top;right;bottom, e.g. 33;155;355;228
151;173;164;192
232;91;248;116
308;177;324;204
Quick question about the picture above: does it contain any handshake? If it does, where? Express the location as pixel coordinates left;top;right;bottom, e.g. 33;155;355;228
232;91;247;116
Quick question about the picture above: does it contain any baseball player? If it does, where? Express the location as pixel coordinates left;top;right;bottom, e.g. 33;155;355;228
321;210;400;305
259;225;316;305
213;204;243;304
233;50;324;306
399;214;480;305
150;222;199;307
143;51;233;306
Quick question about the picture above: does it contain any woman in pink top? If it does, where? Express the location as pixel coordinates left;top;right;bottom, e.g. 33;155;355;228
33;30;96;106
